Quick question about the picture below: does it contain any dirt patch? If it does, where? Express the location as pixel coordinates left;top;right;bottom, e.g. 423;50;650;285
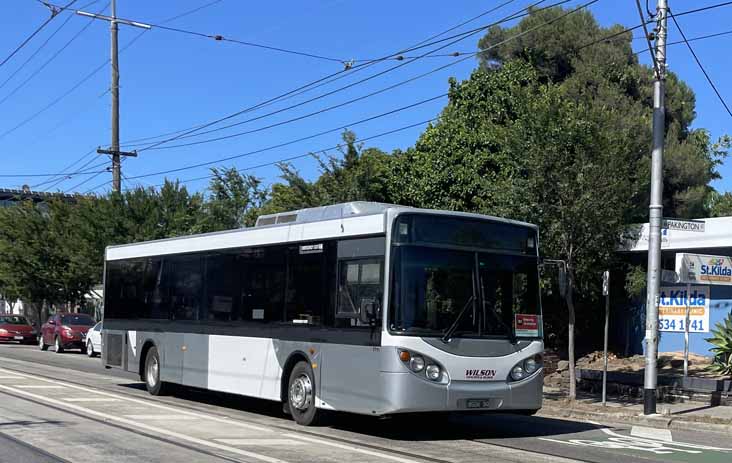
576;350;727;379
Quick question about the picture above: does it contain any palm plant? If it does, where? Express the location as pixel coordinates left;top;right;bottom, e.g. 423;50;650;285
706;313;732;376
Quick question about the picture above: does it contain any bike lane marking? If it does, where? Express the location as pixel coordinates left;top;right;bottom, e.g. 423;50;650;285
538;426;732;462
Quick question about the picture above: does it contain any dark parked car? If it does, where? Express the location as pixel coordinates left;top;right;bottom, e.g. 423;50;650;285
0;315;37;344
39;313;95;353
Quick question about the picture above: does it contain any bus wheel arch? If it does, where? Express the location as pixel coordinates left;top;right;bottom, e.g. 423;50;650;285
138;340;157;381
281;352;310;406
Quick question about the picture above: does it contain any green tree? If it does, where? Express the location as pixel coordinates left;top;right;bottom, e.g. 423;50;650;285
478;5;728;219
263;130;392;214
390;60;640;399
0;199;102;326
196;167;268;231
708;191;732;217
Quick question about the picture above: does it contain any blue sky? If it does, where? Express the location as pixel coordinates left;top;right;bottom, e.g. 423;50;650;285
0;0;730;197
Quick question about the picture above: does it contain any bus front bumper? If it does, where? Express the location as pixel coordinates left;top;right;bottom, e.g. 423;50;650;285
378;369;543;415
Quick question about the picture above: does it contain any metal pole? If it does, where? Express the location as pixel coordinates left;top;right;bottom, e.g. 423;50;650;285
643;0;668;416
684;282;690;377
110;0;121;193
602;271;610;406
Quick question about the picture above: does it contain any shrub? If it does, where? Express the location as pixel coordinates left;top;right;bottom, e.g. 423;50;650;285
706;313;732;376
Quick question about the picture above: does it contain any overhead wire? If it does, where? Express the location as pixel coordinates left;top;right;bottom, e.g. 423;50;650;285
131;0;562;152
124;93;447;181
631;29;732;55
83;0;732;194
89;117;440;194
115;0;561;149
668;8;732;118
27;0;228;191
157;0;225;25
0;0;76;69
0;1;95;91
576;0;732;51
0;25;144;142
86;0;601;192
0;1;109;107
634;0;659;74
46;1;346;64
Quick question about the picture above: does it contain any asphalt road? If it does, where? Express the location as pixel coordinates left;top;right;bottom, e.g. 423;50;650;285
1;343;731;463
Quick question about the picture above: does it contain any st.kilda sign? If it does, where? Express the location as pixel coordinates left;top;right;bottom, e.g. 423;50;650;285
676;253;732;286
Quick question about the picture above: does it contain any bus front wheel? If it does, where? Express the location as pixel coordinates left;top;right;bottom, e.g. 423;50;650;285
287;361;320;426
144;346;169;396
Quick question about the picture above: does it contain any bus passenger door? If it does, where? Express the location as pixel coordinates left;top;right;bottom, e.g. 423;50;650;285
321;257;384;412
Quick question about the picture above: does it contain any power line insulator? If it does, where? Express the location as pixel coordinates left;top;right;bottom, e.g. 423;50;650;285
213;35;223;41
395;55;404;61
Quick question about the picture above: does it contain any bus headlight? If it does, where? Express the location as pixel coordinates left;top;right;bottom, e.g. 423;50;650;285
425;364;441;381
509;354;542;381
510;365;526;381
524;355;541;374
397;349;446;383
409;355;425;372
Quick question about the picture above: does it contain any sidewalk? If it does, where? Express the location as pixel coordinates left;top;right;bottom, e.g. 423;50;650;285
539;389;732;435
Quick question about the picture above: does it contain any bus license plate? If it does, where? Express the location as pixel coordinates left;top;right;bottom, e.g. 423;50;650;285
466;399;492;409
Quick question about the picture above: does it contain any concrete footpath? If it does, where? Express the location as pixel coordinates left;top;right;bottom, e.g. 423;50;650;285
540;391;732;435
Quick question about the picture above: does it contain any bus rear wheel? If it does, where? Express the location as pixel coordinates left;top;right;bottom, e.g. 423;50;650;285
144;346;169;396
287;361;320;426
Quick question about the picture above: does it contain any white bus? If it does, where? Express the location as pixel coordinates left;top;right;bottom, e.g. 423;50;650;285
102;202;543;425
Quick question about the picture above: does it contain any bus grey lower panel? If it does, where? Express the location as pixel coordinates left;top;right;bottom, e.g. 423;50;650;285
106;333;124;367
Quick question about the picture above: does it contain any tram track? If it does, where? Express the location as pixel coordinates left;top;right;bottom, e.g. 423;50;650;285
0;362;585;463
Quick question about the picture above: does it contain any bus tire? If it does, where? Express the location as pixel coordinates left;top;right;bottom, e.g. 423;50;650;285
287;361;320;426
144;346;169;396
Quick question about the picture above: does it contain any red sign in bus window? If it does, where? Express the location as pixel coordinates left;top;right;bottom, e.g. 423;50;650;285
515;314;540;337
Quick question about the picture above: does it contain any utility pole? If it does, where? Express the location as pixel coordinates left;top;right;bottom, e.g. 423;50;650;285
643;0;668;416
110;0;120;192
76;1;149;193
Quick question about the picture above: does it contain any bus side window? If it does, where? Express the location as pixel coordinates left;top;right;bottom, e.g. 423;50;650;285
167;254;203;321
285;245;327;325
337;259;383;327
203;253;237;322
239;245;286;323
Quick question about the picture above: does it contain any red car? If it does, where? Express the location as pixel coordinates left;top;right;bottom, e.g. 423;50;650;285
39;313;96;353
0;315;37;344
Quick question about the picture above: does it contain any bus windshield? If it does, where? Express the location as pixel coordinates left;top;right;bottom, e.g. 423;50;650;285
389;215;540;339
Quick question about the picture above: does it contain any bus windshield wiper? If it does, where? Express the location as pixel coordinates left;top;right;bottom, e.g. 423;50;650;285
441;295;474;343
483;302;517;344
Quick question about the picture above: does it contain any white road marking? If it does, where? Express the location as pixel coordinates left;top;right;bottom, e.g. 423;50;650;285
12;385;65;389
124;414;198;421
600;428;732;451
215;438;304;446
0;368;428;462
0;384;288;463
0;375;22;379
630;426;672;442
63;397;120;403
284;433;422;463
0;368;270;432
